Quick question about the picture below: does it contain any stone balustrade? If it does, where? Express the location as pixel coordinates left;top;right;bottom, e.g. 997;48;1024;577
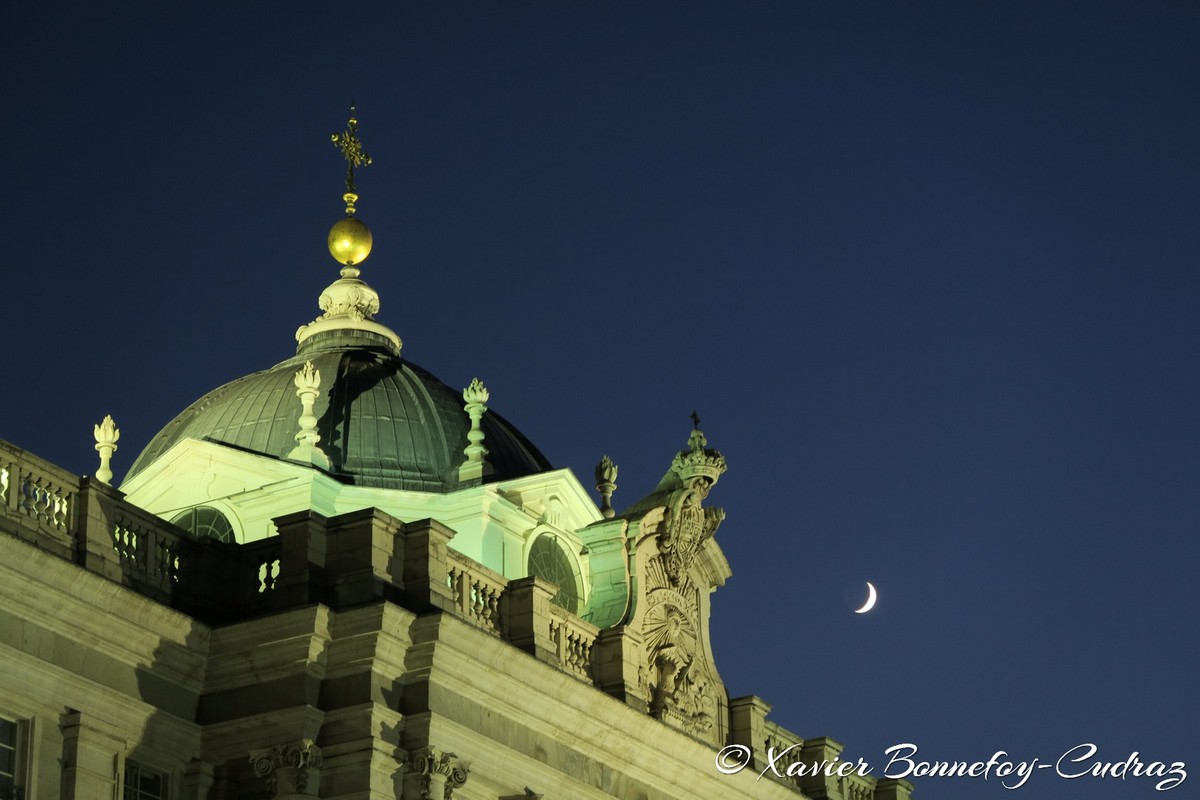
0;440;602;689
547;603;598;682
2;439;890;796
0;441;912;796
1;439;80;557
446;549;506;633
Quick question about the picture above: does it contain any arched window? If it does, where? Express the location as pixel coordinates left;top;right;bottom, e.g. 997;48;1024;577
527;534;580;615
170;506;236;543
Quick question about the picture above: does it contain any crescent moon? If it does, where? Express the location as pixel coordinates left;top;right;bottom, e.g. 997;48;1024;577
854;581;877;614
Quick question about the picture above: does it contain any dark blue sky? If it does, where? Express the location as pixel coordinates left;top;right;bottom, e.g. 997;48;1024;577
3;3;1197;798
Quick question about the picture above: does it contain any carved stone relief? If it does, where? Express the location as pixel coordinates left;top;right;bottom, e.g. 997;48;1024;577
248;739;323;798
625;427;728;742
405;747;470;799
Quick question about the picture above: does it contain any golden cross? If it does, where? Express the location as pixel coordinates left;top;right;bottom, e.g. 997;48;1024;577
331;105;372;194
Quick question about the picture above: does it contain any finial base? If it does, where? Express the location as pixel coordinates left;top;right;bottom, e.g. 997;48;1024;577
288;445;332;471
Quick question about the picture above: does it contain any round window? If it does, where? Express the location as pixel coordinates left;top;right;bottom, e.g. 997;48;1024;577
170;506;236;543
527;534;580;615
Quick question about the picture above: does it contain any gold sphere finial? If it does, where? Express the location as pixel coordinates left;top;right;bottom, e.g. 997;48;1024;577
328;216;373;266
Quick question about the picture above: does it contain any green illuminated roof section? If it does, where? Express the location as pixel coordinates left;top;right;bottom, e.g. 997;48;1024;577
126;337;551;492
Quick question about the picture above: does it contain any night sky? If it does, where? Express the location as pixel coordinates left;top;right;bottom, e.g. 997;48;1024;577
3;3;1197;798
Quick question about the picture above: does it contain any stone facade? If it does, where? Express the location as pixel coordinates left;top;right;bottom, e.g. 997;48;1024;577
0;434;914;800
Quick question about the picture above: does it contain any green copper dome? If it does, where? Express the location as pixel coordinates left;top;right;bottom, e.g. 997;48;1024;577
125;112;551;492
125;332;551;492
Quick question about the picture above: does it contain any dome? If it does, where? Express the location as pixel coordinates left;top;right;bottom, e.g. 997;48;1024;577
126;111;552;492
125;330;552;492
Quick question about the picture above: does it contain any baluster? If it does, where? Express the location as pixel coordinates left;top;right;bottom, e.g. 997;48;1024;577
471;578;485;621
20;473;35;518
485;587;499;628
112;525;127;563
154;536;167;583
52;488;69;529
257;556;280;593
448;567;465;615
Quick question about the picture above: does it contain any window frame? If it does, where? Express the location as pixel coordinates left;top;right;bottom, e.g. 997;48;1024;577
122;759;170;800
526;532;583;615
0;714;33;800
168;505;237;544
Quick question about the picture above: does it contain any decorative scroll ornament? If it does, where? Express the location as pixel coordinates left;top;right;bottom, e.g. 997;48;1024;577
295;264;400;352
406;748;470;800
93;414;120;484
248;740;323;798
317;279;380;320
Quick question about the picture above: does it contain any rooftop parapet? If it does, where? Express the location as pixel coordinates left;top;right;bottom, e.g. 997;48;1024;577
0;439;600;687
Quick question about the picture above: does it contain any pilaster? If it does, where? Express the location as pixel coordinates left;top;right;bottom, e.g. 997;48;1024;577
504;575;557;663
59;710;126;800
394;518;457;612
324;508;404;606
249;739;324;799
272;510;330;608
402;747;469;800
73;478;125;581
798;736;846;800
728;695;772;767
591;625;648;712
